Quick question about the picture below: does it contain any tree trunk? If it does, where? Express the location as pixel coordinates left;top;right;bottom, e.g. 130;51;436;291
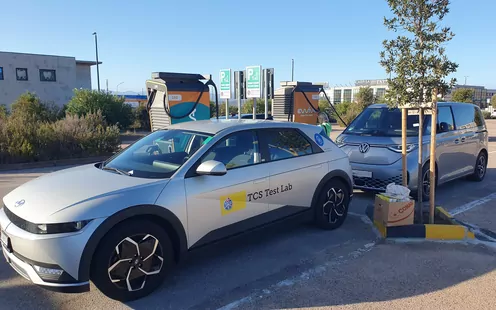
402;108;408;186
417;108;424;224
429;89;438;224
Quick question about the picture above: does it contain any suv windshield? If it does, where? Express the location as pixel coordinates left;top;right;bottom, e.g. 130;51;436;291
343;107;431;137
103;129;213;178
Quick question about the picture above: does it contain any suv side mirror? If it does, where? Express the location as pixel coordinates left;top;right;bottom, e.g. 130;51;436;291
196;160;227;176
439;122;449;133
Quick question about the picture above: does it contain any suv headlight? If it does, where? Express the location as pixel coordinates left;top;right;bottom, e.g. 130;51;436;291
35;220;91;234
387;144;417;153
3;206;91;235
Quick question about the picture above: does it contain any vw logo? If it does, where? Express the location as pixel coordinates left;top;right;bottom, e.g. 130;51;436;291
14;199;25;208
358;143;370;153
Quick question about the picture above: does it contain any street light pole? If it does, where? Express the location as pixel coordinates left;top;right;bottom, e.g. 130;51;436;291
291;59;294;82
92;32;101;91
116;82;124;95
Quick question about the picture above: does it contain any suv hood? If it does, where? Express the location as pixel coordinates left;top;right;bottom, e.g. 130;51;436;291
2;164;168;223
337;134;418;165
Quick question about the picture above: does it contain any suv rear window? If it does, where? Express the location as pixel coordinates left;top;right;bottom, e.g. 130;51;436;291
260;129;314;161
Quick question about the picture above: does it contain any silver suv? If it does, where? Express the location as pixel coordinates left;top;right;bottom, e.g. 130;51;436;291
1;119;353;301
335;102;489;200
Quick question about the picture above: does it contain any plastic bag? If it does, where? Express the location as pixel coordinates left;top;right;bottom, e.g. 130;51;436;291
384;183;411;201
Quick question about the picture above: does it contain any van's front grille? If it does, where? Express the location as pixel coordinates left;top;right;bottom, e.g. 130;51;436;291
353;175;404;191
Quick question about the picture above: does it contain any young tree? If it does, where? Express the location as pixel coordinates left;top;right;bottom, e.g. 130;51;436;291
355;87;375;108
380;0;458;223
451;88;474;103
491;95;496;109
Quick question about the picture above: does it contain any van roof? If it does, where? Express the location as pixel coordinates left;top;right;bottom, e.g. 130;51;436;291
368;102;480;109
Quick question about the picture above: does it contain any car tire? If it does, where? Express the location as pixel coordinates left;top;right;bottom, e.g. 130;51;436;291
415;164;434;202
90;219;174;302
469;151;487;182
313;179;350;230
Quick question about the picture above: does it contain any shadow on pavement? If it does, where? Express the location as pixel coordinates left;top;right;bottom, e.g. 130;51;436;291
125;215;377;310
211;242;496;309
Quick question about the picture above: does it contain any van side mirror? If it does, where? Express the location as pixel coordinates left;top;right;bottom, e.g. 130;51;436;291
196;160;227;176
439;122;449;133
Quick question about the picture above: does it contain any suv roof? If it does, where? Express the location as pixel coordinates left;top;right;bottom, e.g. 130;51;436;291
167;119;317;135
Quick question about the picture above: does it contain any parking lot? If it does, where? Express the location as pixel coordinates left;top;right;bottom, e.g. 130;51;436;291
1;121;496;310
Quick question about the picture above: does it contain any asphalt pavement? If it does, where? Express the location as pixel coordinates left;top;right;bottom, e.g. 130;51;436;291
0;122;496;309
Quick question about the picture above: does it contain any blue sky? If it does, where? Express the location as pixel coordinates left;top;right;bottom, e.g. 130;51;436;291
1;0;495;93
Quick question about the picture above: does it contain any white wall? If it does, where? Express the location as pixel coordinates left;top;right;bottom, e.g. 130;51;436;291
0;52;92;108
75;64;91;89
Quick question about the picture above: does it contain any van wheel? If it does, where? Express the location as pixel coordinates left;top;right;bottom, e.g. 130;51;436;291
313;179;350;230
90;219;174;302
414;164;435;202
469;152;487;182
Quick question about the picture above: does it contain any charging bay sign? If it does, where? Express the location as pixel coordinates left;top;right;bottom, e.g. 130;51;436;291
246;65;262;98
220;69;231;99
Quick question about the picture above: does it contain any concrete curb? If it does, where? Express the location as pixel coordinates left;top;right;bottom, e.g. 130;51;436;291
0;155;111;172
366;205;476;241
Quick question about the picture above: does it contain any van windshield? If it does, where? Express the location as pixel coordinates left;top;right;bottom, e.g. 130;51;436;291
343;107;431;137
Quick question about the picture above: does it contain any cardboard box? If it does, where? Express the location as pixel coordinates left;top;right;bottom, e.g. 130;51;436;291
374;194;415;227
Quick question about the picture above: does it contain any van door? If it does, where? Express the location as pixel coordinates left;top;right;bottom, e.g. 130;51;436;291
434;106;462;183
451;104;482;175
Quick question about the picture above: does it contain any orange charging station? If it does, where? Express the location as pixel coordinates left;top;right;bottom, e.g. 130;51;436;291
146;72;218;131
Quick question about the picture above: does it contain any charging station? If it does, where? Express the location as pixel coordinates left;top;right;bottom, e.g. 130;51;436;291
145;72;218;131
272;81;323;124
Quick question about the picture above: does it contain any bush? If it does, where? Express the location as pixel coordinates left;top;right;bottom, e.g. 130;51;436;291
482;110;492;119
331;102;361;127
0;95;120;164
0;104;8;120
10;92;64;122
66;89;133;129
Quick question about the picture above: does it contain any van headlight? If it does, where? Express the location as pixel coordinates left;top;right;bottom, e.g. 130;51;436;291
35;220;91;234
335;136;345;147
387;144;417;153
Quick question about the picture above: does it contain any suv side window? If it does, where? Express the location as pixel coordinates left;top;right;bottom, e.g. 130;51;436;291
260;129;313;161
452;104;477;130
201;130;260;169
437;106;455;132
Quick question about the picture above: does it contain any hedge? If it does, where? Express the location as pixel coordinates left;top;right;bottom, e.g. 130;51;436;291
0;93;121;164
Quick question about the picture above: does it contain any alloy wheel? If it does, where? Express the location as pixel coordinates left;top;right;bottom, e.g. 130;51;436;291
322;187;345;224
107;234;164;292
477;155;486;178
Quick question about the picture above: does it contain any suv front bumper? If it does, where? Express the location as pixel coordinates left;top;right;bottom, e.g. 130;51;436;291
0;206;105;293
1;244;89;293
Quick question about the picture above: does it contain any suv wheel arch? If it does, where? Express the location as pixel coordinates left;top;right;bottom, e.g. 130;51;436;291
78;205;187;282
311;169;353;209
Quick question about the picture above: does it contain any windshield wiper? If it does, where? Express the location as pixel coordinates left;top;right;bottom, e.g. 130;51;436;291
101;166;132;176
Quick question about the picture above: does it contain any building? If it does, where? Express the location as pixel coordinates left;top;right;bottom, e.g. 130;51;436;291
324;79;389;104
443;84;488;108
0;51;100;108
487;89;496;103
122;94;147;108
